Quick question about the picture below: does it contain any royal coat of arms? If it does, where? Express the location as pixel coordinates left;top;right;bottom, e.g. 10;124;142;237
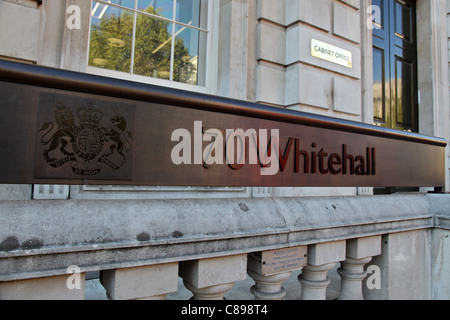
36;94;135;180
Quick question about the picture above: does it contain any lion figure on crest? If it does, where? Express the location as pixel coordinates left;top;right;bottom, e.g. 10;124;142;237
39;104;76;163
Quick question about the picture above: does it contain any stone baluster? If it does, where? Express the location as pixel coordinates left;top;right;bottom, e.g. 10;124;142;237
100;263;178;300
183;282;234;300
247;246;307;300
298;240;346;300
299;262;336;300
248;270;293;300
179;254;247;300
337;236;382;300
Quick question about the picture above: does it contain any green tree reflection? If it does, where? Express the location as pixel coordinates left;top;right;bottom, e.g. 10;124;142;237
89;6;197;84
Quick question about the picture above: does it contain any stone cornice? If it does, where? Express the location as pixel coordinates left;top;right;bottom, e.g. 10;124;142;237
0;194;447;281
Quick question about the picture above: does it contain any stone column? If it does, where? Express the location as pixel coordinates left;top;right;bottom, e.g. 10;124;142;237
363;231;430;300
338;256;372;300
179;254;247;300
299;262;336;300
100;263;178;300
338;236;381;300
298;240;346;300
183;281;235;300
247;246;307;300
217;0;249;100
60;0;91;72
248;270;293;300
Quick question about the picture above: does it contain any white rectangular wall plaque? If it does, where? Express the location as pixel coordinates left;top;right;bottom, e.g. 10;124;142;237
311;39;353;68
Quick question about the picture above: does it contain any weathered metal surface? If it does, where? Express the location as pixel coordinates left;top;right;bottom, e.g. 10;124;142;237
0;60;446;187
259;246;308;275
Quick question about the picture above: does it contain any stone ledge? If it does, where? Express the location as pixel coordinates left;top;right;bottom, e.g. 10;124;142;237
434;216;450;230
0;194;448;281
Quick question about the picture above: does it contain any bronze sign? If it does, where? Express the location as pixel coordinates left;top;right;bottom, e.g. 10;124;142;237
0;60;446;188
36;92;135;180
251;246;308;276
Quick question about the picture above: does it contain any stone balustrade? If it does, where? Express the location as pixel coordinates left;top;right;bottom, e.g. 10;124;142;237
0;194;449;300
0;238;382;300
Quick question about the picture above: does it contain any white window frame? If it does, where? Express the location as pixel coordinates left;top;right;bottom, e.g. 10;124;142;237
85;0;219;95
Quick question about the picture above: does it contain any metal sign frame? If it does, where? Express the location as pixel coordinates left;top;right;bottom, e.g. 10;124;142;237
0;60;446;189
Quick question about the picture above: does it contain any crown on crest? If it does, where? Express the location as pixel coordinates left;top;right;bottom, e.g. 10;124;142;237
55;102;70;115
78;103;103;124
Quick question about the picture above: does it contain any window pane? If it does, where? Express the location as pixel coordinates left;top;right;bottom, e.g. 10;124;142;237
138;0;174;19
88;0;209;86
92;0;135;17
176;0;201;27
395;58;414;129
134;14;172;80
89;1;133;73
173;25;200;84
110;0;135;9
373;47;385;124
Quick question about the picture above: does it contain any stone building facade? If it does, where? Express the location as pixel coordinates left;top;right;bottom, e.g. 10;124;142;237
0;0;449;300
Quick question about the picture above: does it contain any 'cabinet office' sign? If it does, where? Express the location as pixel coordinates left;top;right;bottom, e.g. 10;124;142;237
311;39;353;68
0;60;446;188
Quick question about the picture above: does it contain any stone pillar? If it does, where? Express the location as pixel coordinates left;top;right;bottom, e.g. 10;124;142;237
247;246;307;300
60;0;92;72
338;236;381;300
338;257;372;300
299;262;336;300
183;282;234;300
179;254;247;300
298;240;346;300
217;0;249;100
100;263;178;300
0;273;85;300
363;231;431;300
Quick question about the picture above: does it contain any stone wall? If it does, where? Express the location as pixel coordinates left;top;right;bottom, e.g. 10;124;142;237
253;0;364;122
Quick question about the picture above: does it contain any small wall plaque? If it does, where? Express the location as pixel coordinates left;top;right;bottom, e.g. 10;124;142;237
249;246;308;276
311;38;353;68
